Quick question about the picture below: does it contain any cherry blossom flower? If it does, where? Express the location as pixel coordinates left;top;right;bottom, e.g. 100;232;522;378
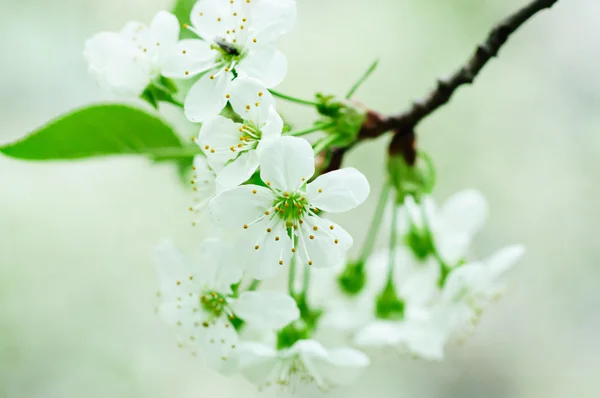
399;190;488;267
162;0;297;122
84;11;180;97
198;78;283;189
235;340;369;391
154;239;299;370
355;245;525;361
208;136;370;280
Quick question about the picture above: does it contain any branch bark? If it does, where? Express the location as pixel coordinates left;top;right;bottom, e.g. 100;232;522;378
326;0;559;172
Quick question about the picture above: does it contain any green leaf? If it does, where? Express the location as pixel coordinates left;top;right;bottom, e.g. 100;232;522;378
0;104;200;161
172;0;197;39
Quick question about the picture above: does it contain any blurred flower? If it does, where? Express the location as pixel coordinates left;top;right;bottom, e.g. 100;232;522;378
154;239;300;371
235;339;369;391
163;0;297;122
198;78;283;189
399;190;488;267
83;11;180;97
208;136;370;279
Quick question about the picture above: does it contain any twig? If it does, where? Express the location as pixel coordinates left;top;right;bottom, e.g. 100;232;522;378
330;0;559;171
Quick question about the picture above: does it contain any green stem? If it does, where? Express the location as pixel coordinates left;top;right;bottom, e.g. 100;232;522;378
288;254;297;296
419;150;437;192
147;146;202;158
270;89;320;107
358;183;391;264
287;122;336;137
300;262;311;299
387;204;400;283
312;133;340;155
346;59;379;99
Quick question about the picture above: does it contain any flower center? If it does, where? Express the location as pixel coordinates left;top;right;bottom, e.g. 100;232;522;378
200;291;228;317
273;191;310;228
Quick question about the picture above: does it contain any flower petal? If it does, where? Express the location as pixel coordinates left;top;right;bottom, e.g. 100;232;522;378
297;217;348;269
208;185;273;229
248;0;297;44
149;11;180;46
258;107;284;146
184;70;233;122
238;217;292;280
198;115;243;169
216;150;260;189
441;189;488;238
234;291;300;330
259;136;315;191
162;39;216;78
190;0;234;41
354;321;405;347
307;167;370;213
199;316;240;372
229;77;275;125
236;46;287;88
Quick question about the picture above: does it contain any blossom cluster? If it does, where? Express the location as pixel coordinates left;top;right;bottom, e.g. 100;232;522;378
84;0;524;391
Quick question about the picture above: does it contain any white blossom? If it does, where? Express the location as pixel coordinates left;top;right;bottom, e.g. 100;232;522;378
162;0;297;122
235;340;370;391
399;190;488;266
154;239;300;370
83;11;180;97
355;245;525;361
208;136;370;280
198;78;283;189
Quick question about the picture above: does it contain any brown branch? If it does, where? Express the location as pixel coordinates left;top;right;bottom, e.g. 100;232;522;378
328;0;559;172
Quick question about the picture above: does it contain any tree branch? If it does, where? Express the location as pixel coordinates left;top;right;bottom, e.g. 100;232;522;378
388;0;559;132
328;0;559;171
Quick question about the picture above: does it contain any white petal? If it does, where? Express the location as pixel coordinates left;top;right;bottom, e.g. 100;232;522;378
234;291;300;329
149;11;180;46
397;256;440;306
306;167;370;213
258;107;284;144
247;0;297;44
259;136;315;191
322;347;370;386
441;189;488;238
162;39;216;78
192;238;243;291
198;116;242;169
190;0;234;41
104;57;150;97
485;244;525;278
184;70;233;123
404;320;447;361
216;150;260;189
236;46;288;88
297;218;348;269
229;77;275;124
199;316;240;371
235;342;279;385
208;185;273;229
238;217;292;280
354;321;405;347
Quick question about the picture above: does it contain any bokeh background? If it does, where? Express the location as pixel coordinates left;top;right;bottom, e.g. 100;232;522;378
1;0;599;397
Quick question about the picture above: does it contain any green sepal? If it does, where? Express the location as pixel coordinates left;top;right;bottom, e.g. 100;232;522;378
375;281;405;320
337;260;367;296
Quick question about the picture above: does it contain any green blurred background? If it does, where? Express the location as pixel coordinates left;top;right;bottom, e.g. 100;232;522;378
1;0;599;397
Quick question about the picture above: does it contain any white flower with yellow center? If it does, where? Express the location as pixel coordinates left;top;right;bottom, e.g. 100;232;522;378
235;340;370;391
83;11;180;97
155;239;300;371
198;77;283;189
162;0;296;122
208;136;370;280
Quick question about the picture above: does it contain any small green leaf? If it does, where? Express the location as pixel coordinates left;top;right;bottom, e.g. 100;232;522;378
0;104;200;161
